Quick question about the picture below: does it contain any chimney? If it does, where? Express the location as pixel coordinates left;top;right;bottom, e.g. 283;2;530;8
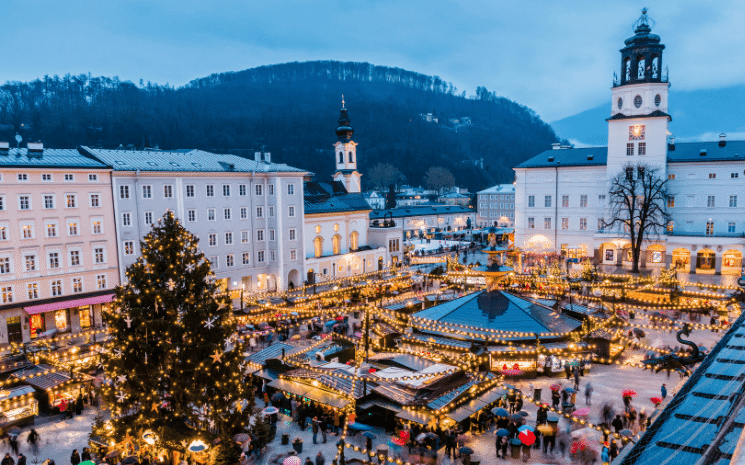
0;142;9;154
27;142;43;153
719;133;727;147
254;151;271;163
668;136;675;151
552;143;561;150
254;151;261;161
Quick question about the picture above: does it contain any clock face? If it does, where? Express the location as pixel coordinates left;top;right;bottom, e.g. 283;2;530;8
629;125;645;141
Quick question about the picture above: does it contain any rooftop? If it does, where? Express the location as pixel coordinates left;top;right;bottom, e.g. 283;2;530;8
370;205;473;220
304;180;372;214
477;184;516;194
0;148;108;168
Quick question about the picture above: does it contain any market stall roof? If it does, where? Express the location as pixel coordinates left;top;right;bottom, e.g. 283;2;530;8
618;311;745;465
372;383;417;405
283;368;376;399
395;408;434;426
252;369;279;382
0;386;36;403
487;341;590;355
246;342;301;366
372;322;399;336
383;354;439;372
12;365;72;390
406;333;472;350
267;379;350;409
357;398;403;413
425;373;496;411
446;385;508;423
413;290;582;337
24;292;115;315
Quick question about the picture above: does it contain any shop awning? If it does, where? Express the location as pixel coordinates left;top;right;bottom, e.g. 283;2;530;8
446;386;507;423
267;379;350;409
24;293;114;315
395;409;434;426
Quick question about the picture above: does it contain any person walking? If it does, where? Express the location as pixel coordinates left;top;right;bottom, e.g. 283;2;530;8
564;364;571;381
610;440;619;461
661;383;667;400
639;409;648;432
9;436;18;455
76;393;84;415
81;449;91;462
612;415;623;433
585;382;593;406
312;417;319;444
573;367;580;390
601;442;610;465
26;429;39;455
304;458;313;465
70;450;81;465
1;454;14;465
320;419;327;444
315;452;325;465
16;455;25;465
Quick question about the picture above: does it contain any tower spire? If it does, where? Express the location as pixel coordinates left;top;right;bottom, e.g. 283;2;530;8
342;94;345;109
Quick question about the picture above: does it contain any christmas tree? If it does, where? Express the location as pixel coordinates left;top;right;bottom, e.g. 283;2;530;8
100;212;251;446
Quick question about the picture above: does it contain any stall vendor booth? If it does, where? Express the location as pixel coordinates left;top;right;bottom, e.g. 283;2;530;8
488;342;594;378
0;386;38;428
12;364;92;414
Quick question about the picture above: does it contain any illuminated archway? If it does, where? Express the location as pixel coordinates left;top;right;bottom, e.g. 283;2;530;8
722;249;742;275
672;248;690;270
645;244;666;265
696;248;716;273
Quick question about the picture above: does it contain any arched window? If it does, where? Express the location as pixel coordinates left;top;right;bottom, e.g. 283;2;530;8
637;56;645;79
338;151;343;164
314;237;323;258
348;151;354;163
350;231;359;250
624;59;631;82
651;56;659;79
332;235;341;255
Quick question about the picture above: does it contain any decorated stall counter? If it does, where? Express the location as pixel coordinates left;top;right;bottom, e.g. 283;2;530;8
0;386;38;428
11;364;92;414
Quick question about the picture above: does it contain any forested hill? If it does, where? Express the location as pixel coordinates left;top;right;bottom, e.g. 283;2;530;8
0;61;561;190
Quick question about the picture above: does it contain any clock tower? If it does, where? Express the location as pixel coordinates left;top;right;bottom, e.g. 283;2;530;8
607;8;670;177
333;96;362;193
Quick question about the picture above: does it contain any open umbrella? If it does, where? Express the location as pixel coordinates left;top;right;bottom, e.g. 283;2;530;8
7;426;20;436
262;406;279;415
518;425;534;433
496;429;510;437
459;447;474;455
362;432;376;439
565;387;577;394
550;384;561;391
619;429;634;438
519;429;536;446
650;396;663;405
547;413;560;423
537;424;554;435
416;433;428;442
283;457;302;465
491;407;509;417
502;369;522;376
633;328;645;338
622;389;638;397
271;392;284;403
510;413;524;422
233;433;249;443
518;410;529;417
573;408;591;416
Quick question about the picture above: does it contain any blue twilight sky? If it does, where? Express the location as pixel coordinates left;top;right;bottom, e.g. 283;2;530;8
3;0;745;121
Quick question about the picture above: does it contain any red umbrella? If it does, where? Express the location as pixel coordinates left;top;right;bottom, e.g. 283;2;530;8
571;440;589;454
399;430;410;441
573;408;590;416
622;389;637;397
550;384;561;391
502;369;522;376
518;430;535;446
650;396;663;405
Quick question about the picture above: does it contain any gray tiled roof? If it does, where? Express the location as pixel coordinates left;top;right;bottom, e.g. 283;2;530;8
514;147;608;169
369;205;474;220
80;147;306;173
0;148;108;168
304;180;371;214
619;311;745;465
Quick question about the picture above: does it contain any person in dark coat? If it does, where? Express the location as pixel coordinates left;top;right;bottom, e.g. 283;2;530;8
9;436;18;455
81;449;91;461
612;415;624;433
1;453;14;465
76;393;84;415
16;455;25;465
564;365;571;380
661;383;667;399
70;450;81;465
26;429;39;455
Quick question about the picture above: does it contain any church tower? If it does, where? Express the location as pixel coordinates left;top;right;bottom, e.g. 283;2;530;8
606;8;670;177
333;97;362;193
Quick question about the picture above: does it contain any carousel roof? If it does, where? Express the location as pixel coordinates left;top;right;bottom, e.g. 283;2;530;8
413;291;583;336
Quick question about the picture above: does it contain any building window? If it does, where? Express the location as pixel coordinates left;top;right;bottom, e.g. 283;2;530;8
269;206;274;217
46;222;57;237
732;173;739;179
667;221;674;233
239;184;246;196
598;195;606;204
66;194;77;208
544;196;552;208
120;185;130;199
528;218;535;229
668;174;676;180
97;274;107;289
544;218;552;230
41;174;51;182
186;185;195;197
580;195;588;207
223;184;230;196
208;234;217;247
72;277;83;293
188;210;196;222
709;173;716;179
332;235;341;255
269;229;275;241
288;206;295;217
598;218;605;231
257;251;265;263
225;232;233;245
290;249;297;260
256;207;263;218
708;196;715;208
226;255;234;267
350;231;359;249
562;195;569;208
268;184;274;195
208;209;215;221
224;208;231;220
0;258;10;274
64;174;74;181
257;230;264;241
92;220;102;234
206;185;214;197
95;248;105;264
638;142;646;155
242;252;250;265
579;218;587;230
288;184;295;195
70;250;80;266
122;212;131;226
289;229;296;241
18;196;30;210
27;283;39;300
314;237;323;258
667;196;675;208
728;222;736;233
44;195;55;209
164;185;173;198
51;280;62;296
528;196;535;207
25;255;36;271
68;221;80;236
142;185;152;199
1;287;12;304
90;194;100;207
255;185;263;196
87;173;98;182
706;221;714;236
22;224;34;239
124;241;135;255
240;207;247;219
270;250;276;262
626;143;634;156
49;253;59;269
730;195;737;207
144;212;153;225
17;174;28;181
0;196;4;211
241;231;249;243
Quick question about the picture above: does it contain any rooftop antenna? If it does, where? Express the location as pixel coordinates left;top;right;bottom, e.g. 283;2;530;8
14;133;22;148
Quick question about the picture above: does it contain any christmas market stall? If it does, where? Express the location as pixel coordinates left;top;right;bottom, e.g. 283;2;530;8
12;364;92;414
0;386;38;428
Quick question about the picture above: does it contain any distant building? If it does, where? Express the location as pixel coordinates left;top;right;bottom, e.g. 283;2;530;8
396;193;432;207
437;192;471;207
419;112;439;123
363;191;385;210
477;184;515;227
370;205;474;240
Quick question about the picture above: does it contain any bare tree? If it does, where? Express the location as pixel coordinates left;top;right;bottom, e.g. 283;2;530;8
607;163;670;273
367;163;404;190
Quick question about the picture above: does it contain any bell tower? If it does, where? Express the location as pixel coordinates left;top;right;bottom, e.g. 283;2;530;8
607;8;670;177
333;96;362;193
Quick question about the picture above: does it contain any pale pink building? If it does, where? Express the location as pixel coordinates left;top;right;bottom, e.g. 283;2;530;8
0;143;119;343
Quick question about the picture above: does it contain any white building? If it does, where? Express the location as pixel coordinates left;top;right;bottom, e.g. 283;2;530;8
81;147;308;292
477;184;515;227
370;205;475;240
514;10;745;274
363;191;385;210
303;102;398;282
